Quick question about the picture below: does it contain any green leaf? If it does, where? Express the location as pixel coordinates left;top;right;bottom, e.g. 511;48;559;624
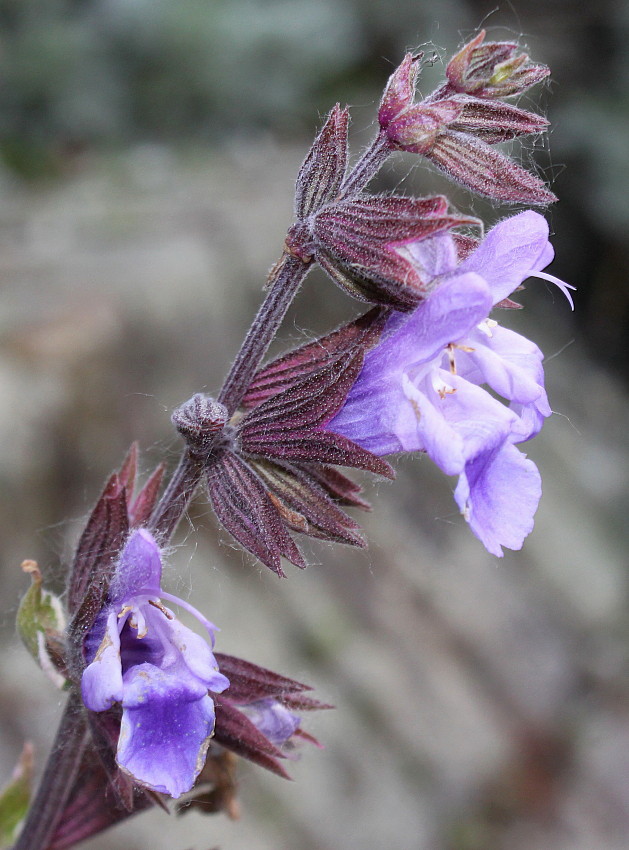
0;743;33;848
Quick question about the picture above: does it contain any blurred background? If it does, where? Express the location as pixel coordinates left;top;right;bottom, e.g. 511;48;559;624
0;1;628;848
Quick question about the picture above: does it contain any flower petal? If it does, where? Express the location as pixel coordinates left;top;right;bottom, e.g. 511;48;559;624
164;617;230;693
325;370;407;455
458;210;551;304
328;272;493;452
459;324;549;406
109;529;162;604
454;442;541;556
160;591;220;642
509;397;549;443
242;698;301;747
401;375;464;470
81;611;123;711
403;371;519;473
401;230;458;278
118;688;216;798
118;661;216;797
377;270;493;368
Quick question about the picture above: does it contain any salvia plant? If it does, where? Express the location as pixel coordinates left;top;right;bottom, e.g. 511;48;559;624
4;30;574;850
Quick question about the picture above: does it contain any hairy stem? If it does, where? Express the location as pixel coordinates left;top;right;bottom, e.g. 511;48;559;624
13;691;88;850
17;94;397;850
218;253;312;415
147;130;393;541
148;252;311;542
339;130;392;198
147;448;205;542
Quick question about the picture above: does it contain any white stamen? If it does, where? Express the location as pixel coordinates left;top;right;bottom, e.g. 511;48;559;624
134;608;148;638
149;598;174;620
119;602;148;638
477;318;498;337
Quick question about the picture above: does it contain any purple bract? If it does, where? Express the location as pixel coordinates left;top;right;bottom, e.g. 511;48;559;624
81;529;229;798
328;211;574;556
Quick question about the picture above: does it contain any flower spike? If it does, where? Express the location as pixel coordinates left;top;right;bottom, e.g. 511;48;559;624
13;29;566;850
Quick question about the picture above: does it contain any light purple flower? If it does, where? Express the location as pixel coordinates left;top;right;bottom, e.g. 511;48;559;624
241;698;302;748
328;211;574;556
81;529;230;798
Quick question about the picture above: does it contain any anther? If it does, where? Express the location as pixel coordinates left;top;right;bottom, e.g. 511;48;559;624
149;599;174;620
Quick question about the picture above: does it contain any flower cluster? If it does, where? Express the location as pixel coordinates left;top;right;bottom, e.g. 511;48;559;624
377;31;555;204
328;211;573;555
166;37;565;572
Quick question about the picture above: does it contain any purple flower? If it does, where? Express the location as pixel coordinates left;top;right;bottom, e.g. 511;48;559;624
328;211;574;556
81;529;230;798
241;698;302;748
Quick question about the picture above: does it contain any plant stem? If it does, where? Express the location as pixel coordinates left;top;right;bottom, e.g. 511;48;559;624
218;253;312;415
339;130;392;198
15;103;395;850
148;252;311;541
148;128;393;540
12;691;88;850
148;131;393;540
146;448;205;542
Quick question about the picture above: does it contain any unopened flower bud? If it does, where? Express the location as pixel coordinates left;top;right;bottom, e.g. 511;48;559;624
17;560;67;688
172;394;229;457
448;97;549;143
378;52;423;128
386;100;463;154
446;30;549;99
377;40;552;204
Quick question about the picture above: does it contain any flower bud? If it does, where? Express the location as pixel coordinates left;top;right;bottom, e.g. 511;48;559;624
378;52;423;128
386;100;463;154
17;560;67;688
294;104;349;219
446;30;549;99
448;97;549;143
424;131;557;204
172;394;229;457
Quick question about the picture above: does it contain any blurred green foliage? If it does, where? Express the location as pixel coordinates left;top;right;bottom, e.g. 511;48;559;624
0;0;367;174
